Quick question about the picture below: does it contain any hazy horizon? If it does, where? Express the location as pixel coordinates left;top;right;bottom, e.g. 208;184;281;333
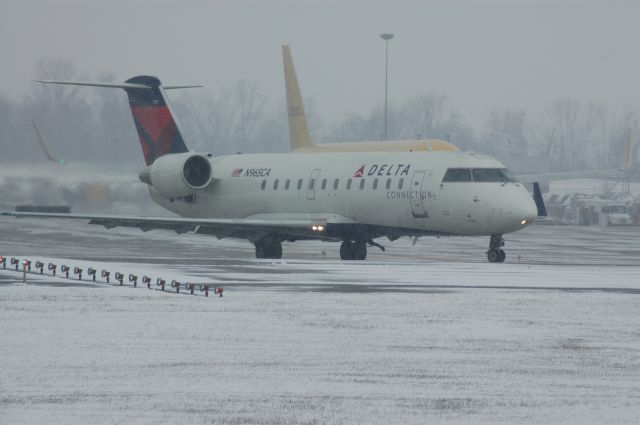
2;0;639;129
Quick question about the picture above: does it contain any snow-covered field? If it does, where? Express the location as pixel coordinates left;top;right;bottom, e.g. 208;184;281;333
1;219;640;424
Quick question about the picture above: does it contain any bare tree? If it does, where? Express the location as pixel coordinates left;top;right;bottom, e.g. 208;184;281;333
328;106;389;143
94;71;139;163
0;92;23;161
173;80;267;155
396;93;474;148
398;93;447;139
537;99;610;170
483;108;528;155
21;58;95;162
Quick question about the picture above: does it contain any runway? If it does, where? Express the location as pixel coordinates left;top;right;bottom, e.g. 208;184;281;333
1;218;639;424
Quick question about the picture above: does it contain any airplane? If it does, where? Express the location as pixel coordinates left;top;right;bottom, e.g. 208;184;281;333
0;46;627;263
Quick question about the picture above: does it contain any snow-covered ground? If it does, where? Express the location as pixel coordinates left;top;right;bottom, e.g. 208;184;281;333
1;219;640;424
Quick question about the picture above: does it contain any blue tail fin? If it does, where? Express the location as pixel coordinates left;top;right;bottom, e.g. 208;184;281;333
533;182;547;217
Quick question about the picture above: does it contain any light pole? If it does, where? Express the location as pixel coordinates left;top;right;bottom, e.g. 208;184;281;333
380;33;394;141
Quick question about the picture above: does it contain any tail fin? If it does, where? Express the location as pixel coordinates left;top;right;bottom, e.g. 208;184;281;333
122;76;189;165
282;45;315;151
35;76;201;165
533;182;547;217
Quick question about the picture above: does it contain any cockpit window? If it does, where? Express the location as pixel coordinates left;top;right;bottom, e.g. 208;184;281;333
472;168;516;183
442;168;472;182
442;168;517;183
501;169;517;182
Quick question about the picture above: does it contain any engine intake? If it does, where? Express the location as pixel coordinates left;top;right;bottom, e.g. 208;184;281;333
139;153;212;198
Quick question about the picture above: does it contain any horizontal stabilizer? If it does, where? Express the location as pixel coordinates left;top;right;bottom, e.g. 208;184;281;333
34;79;152;89
164;85;203;90
34;80;203;90
35;76;201;165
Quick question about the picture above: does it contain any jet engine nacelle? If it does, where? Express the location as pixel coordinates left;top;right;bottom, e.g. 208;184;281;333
139;153;212;198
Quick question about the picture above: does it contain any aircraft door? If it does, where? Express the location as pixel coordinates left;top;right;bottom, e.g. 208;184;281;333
410;171;430;218
307;169;321;200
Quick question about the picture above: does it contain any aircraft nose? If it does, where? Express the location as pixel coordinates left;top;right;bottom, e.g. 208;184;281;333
512;197;538;226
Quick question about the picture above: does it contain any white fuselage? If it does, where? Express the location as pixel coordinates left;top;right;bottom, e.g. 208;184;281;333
150;150;538;237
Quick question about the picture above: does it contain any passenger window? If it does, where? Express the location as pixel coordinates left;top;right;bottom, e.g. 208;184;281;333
309;179;315;190
347;179;352;190
273;179;279;190
285;179;290;190
373;178;378;190
321;179;327;190
297;179;303;190
359;179;365;190
398;178;404;189
442;168;472;182
261;180;266;190
333;179;339;190
386;178;392;189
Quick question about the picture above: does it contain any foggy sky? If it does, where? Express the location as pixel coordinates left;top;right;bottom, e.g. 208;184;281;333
2;0;639;128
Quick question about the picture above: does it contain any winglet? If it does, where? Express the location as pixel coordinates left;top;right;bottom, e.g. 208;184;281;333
282;45;315;151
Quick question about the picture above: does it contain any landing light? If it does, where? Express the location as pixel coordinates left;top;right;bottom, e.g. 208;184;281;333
521;219;528;225
311;225;325;232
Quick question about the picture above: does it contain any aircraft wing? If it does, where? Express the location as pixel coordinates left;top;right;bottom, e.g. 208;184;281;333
516;168;623;184
0;211;348;242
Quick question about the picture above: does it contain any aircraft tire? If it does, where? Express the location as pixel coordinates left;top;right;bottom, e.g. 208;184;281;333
271;241;283;259
340;240;367;260
487;248;502;263
255;239;282;259
340;240;353;260
354;241;367;260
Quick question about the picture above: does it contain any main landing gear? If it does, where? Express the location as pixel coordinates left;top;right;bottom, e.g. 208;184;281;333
255;238;282;259
339;239;385;261
340;240;367;261
487;234;506;263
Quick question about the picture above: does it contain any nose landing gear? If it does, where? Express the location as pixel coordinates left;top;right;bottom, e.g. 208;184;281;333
487;234;506;263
